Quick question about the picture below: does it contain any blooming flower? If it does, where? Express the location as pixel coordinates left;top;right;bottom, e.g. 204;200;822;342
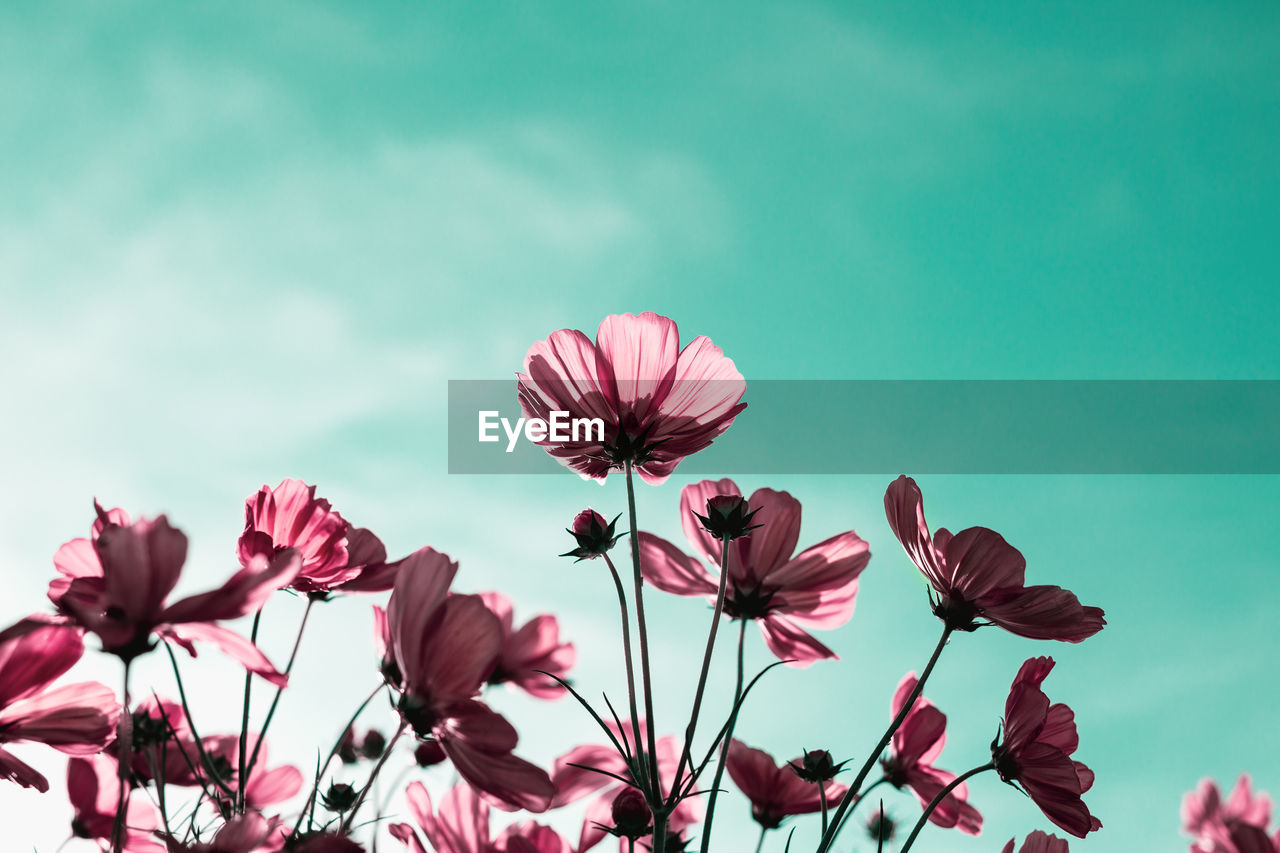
724;739;847;829
1001;830;1070;853
884;476;1105;641
517;312;746;484
479;592;575;699
880;672;982;835
639;479;870;665
378;547;554;812
67;754;166;852
196;733;303;812
238;479;351;595
161;813;287;852
389;781;575;853
551;721;702;852
1183;775;1274;853
0;624;119;791
991;657;1101;838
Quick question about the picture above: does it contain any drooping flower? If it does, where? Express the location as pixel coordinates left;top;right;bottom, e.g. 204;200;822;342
639;479;870;665
389;781;575;853
551;721;702;852
517;312;746;485
0;624;119;791
379;548;554;812
991;658;1101;838
479;592;575;699
879;672;982;835
725;739;847;830
67;754;166;852
1001;830;1070;853
3;503;300;681
884;476;1106;641
1183;775;1274;853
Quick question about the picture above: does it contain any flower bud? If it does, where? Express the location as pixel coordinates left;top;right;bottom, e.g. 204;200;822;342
694;494;762;542
609;788;652;839
789;748;847;783
359;729;386;760
337;726;358;765
321;782;358;812
560;509;625;561
866;810;896;844
414;740;447;767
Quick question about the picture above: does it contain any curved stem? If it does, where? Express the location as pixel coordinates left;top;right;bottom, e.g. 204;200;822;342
898;764;993;853
677;533;732;793
624;461;660;796
244;597;315;790
697;618;746;853
111;659;132;853
817;625;953;853
236;609;263;813
340;722;408;833
603;553;648;790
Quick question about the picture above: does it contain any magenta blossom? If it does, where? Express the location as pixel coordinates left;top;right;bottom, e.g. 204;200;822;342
725;739;847;829
1001;830;1070;853
15;503;300;682
0;624;119;791
1183;775;1274;853
238;479;351;594
885;476;1105;641
992;658;1101;838
517;312;746;484
378;547;554;813
880;673;982;835
479;592;575;699
67;754;166;852
390;781;575;853
640;479;870;665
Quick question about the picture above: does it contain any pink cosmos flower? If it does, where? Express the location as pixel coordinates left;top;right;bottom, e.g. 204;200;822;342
884;477;1105;641
5;503;301;682
479;592;575;699
991;657;1101;838
880;673;982;835
724;739;847;829
517;312;746;485
0;624;119;791
390;781;576;853
1001;830;1070;853
1183;775;1274;853
551;721;702;852
192;733;303;811
162;813;287;852
639;479;870;665
238;479;351;594
67;754;166;852
378;547;555;813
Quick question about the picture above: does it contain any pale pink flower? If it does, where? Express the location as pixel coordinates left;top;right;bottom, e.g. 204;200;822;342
991;658;1101;838
380;548;554;812
0;624;119;791
724;739;847;829
881;673;982;835
517;312;746;484
1001;830;1070;853
1183;774;1274;853
390;781;575;853
885;476;1105;641
640;479;870;665
479;592;575;699
67;754;166;852
162;812;287;852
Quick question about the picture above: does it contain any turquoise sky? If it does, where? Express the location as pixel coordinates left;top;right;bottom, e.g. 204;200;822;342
1;2;1277;851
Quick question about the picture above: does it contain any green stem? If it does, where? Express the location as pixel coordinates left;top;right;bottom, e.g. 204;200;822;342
897;764;993;853
603;552;649;789
754;824;767;853
676;533;732;794
110;660;132;853
817;626;953;852
293;682;384;837
624;461;661;796
236;609;262;813
340;723;407;833
697;619;746;853
243;597;315;790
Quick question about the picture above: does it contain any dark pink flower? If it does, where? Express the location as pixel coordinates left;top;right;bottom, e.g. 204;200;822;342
238;479;351;594
67;754;166;852
991;658;1101;839
197;734;303;811
390;781;575;853
0;624;119;791
517;312;746;485
640;479;870;665
1183;775;1274;853
8;503;302;682
725;739;847;829
479;592;574;699
1001;830;1070;853
551;721;701;852
884;476;1105;641
880;673;982;835
380;548;554;813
